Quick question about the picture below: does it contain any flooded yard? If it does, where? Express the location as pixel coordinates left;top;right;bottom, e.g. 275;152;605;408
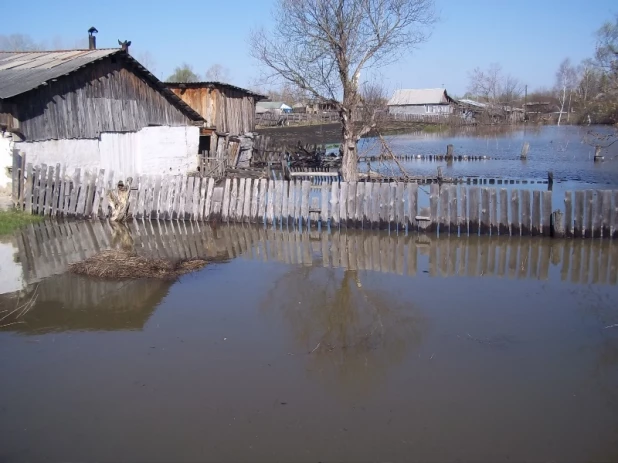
1;221;618;461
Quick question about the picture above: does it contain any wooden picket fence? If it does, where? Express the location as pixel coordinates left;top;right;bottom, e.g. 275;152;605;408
10;155;618;239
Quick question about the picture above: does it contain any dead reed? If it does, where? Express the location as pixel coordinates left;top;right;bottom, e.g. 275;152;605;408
68;250;209;280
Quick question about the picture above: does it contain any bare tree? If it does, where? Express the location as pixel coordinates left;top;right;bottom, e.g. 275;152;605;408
467;63;522;106
136;51;157;75
555;58;578;125
251;0;436;181
205;63;231;82
166;63;201;83
0;33;42;51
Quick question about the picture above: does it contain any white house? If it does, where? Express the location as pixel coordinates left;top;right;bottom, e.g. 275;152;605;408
256;101;292;115
387;88;456;115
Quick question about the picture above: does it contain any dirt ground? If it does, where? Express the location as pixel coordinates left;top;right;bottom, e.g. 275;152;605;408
0;187;12;211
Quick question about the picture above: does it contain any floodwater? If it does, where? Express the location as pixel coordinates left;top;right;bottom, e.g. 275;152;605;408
1;221;618;462
262;123;618;188
359;125;618;188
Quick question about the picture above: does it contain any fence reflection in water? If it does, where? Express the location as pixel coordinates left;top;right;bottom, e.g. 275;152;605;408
13;220;618;286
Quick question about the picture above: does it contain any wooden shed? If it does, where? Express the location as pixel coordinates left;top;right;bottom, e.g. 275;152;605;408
0;48;204;181
165;82;265;155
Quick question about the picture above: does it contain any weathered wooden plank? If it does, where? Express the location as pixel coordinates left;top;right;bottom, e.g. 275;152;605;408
250;177;260;223
288;181;297;225
243;178;253;222
585;190;594;238
90;169;105;219
11;150;20;206
266;180;275;225
499;188;509;235
83;169;97;218
573;190;585;238
24;163;33;214
405;183;416;232
257;178;267;223
37;164;48;215
531;190;541;236
31;165;41;215
593;190;602;239
235;178;246;222
347;182;356;228
480;188;490;235
273;180;283;224
51;163;61;216
459;186;468;235
191;177;201;221
151;175;161;220
75;170;89;219
510;189;520;236
320;182;330;225
395;182;405;230
440;185;450;235
387;183;396;229
355;182;364;229
542;191;552;237
330;182;340;228
158;176;170;221
372;183;382;229
184;176;195;221
363;182;373;229
176;175;186;220
301;180;310;227
564;191;573;238
203;177;215;221
520;190;531;236
339;181;348;228
448;185;458;235
490;188;498;235
429;183;439;233
221;178;232;222
59;171;69;217
468;187;480;235
379;183;390;230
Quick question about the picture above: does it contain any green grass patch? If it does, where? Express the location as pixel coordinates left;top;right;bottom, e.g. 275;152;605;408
0;210;43;235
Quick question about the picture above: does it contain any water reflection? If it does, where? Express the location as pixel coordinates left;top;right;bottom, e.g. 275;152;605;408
0;274;172;334
261;266;425;396
8;220;618;288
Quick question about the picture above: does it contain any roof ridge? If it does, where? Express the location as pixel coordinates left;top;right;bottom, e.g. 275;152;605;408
0;48;121;53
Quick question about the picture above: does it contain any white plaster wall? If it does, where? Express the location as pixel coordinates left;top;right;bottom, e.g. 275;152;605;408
100;132;139;178
17;139;100;172
0;132;13;189
137;126;199;175
0;240;24;295
14;126;199;177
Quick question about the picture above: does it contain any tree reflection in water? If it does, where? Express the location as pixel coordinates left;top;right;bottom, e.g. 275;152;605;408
261;265;426;395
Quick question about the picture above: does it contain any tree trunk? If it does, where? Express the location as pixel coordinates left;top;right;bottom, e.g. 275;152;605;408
557;85;566;126
340;108;359;181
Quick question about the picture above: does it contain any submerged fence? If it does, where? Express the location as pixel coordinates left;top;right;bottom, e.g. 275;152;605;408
10;154;618;239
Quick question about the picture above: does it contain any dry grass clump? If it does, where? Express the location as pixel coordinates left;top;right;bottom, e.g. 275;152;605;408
69;250;208;280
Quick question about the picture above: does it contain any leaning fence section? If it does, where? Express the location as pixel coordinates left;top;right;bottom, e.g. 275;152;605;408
10;155;618;239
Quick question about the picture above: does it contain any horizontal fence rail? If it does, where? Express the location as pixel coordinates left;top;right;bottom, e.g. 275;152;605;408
10;155;618;240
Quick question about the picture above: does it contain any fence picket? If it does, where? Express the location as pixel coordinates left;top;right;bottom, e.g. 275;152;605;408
469;187;480;235
204;178;215;221
347;182;356;228
221;178;232;222
301;181;310;227
499;189;509;235
490;188;498;235
339;182;348;228
25;164;33;214
521;190;531;236
331;182;340;227
321;182;330;225
532;191;541;236
542;191;552;237
574;190;584;238
564;191;573;238
257;179;267;222
243;178;253;222
585;190;594;238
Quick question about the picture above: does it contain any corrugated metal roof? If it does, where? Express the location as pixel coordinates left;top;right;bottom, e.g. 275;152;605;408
165;81;266;100
387;88;450;106
0;49;204;121
0;49;119;99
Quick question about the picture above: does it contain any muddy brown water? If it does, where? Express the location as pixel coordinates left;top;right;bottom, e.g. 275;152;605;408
1;221;618;462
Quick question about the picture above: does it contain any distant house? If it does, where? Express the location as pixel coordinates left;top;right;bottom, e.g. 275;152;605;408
0;44;204;183
166;82;265;154
256;101;292;115
387;88;456;115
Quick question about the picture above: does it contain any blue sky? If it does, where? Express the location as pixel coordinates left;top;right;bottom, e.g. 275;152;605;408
3;0;616;96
